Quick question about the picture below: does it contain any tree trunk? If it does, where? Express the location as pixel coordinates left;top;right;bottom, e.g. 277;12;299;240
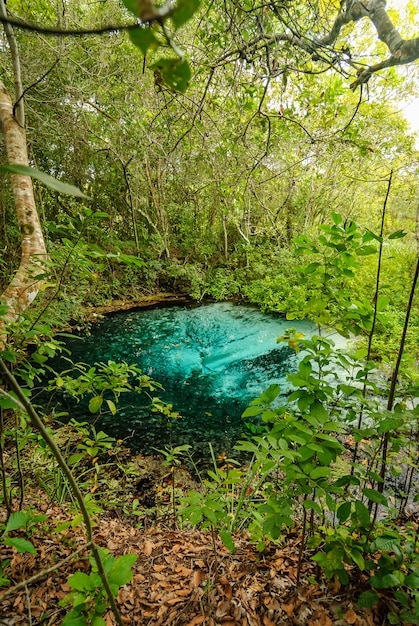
0;79;47;329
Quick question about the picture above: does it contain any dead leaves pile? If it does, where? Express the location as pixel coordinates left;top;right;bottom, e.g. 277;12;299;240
0;512;380;626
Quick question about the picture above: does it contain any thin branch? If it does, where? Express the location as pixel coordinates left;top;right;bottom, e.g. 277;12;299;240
0;543;92;603
0;359;125;626
13;58;60;119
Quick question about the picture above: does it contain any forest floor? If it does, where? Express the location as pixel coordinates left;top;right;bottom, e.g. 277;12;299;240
0;494;383;626
0;442;392;626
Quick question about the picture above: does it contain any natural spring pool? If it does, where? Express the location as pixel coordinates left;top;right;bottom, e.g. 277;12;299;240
44;302;318;458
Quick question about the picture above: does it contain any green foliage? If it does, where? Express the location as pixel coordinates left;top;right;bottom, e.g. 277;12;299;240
50;359;162;417
0;164;90;198
0;508;49;585
61;547;137;625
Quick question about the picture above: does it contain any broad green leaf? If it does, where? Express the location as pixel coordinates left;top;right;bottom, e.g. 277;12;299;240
109;553;138;588
336;501;351;522
1;350;16;363
122;0;138;15
356;245;377;256
309;400;328;421
242;405;263;417
62;612;87;626
0;392;23;410
357;590;379;608
260;384;281;404
0;165;90;198
303;262;321;274
220;530;236;553
106;399;117;415
354;500;370;528
3;537;36;554
377;417;404;434
380;571;405;588
388;229;407;239
325;547;344;571
405;574;419;589
363;488;387;506
374;534;400;551
92;617;106;626
331;212;342;225
171;0;200;29
88;395;103;413
303;499;322;515
68;571;97;591
149;57;191;92
129;26;160;54
5;511;27;533
377;295;389;311
363;230;382;243
310;466;331;480
349;549;365;570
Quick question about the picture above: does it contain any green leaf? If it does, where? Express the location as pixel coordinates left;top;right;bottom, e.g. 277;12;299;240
326;547;344;571
310;466;331;480
122;0;138;15
106;399;117;415
388;229;407;240
129;26;160;54
88;396;103;414
377;417;404;434
3;537;36;554
68;571;97;591
260;384;281;404
377;295;389;311
336;501;351;522
242;405;263;417
92;617;106;626
108;553;137;588
303;262;321;274
331;212;342;225
220;530;236;553
373;535;400;551
149;57;191;92
62;612;87;626
349;549;365;571
0;165;90;198
354;500;370;528
5;511;27;533
171;0;200;29
356;245;377;256
363;488;387;506
405;574;419;589
357;590;379;608
303;499;322;515
363;230;382;243
309;400;328;421
1;350;16;363
380;572;405;588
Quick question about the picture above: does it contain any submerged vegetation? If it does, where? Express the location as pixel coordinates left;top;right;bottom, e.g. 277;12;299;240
1;0;419;624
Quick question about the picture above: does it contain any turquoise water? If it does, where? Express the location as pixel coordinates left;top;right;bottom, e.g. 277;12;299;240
47;302;317;457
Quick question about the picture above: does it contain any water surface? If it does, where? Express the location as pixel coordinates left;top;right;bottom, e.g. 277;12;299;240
48;302;317;457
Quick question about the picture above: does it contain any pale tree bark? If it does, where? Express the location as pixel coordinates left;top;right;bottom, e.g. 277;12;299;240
0;80;47;329
321;0;419;89
217;0;419;89
0;0;47;336
0;0;24;126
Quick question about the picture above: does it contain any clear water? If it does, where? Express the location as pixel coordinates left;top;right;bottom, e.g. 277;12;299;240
46;302;317;458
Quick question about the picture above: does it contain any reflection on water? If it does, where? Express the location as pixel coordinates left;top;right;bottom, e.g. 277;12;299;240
46;302;317;456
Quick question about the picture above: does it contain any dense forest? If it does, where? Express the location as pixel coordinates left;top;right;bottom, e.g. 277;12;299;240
1;1;419;624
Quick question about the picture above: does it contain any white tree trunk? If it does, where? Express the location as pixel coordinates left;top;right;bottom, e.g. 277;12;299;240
0;79;47;328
